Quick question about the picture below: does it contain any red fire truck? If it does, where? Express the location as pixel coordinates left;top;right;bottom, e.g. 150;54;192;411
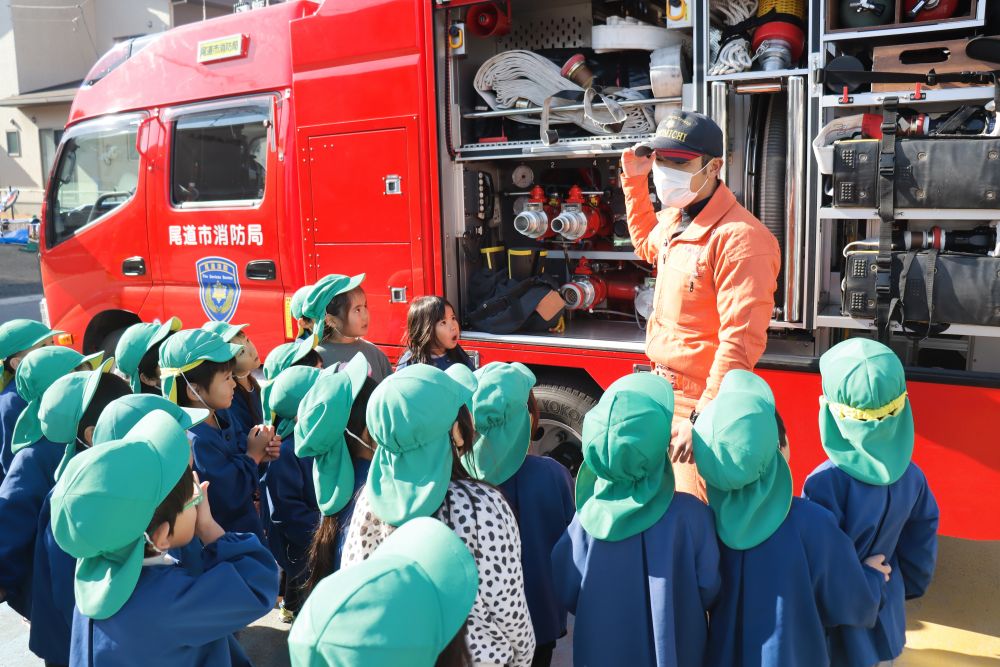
37;0;1000;542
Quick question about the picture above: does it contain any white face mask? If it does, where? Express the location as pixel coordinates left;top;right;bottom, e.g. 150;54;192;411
652;160;712;209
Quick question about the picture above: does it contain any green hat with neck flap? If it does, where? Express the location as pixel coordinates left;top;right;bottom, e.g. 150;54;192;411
575;372;676;542
366;364;473;526
301;273;365;340
819;338;914;486
158;329;242;404
114;317;182;394
51;410;191;620
450;362;536;485
0;319;63;391
294;353;370;516
11;347;105;453
92;393;209;445
288;517;478;667
270;366;322;439
693;370;791;550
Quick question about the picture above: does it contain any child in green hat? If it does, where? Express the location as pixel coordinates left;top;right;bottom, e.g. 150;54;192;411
341;364;536;666
804;338;939;667
29;393;210;667
114;317;182;394
550;372;720;667
289;517;478;667
295;354;377;587
266;354;375;622
449;362;573;666
0;359;129;620
0;318;62;480
202;321;266;451
303;273;393;381
397;296;476;372
159;329;279;539
264;365;322;620
693;369;893;667
289;284;314;340
52;410;279;667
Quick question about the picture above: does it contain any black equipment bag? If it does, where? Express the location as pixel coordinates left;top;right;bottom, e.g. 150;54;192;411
833;136;1000;209
465;269;564;335
842;249;1000;330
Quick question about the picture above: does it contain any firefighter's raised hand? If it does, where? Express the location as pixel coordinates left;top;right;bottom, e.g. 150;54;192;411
621;146;655;178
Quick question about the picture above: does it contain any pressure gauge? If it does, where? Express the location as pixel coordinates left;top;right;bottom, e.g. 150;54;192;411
511;164;534;189
512;196;529;216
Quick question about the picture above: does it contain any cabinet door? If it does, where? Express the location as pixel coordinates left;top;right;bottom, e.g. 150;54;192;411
301;117;426;345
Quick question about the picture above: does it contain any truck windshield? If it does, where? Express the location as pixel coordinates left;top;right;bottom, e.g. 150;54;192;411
47;112;144;246
170;101;270;207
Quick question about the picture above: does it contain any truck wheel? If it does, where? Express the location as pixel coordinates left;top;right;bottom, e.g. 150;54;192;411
98;327;129;363
530;384;598;477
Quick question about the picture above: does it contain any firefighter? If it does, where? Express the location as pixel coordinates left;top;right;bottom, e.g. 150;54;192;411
621;110;781;501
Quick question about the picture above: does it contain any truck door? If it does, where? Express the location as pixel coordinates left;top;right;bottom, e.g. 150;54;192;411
299;116;425;346
147;94;287;353
40;111;152;350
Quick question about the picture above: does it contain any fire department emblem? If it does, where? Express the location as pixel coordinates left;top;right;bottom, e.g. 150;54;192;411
196;257;241;323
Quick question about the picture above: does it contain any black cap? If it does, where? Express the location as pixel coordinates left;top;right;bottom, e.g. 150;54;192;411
635;110;724;160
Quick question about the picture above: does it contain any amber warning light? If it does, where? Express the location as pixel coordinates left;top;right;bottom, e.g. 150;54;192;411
197;34;250;64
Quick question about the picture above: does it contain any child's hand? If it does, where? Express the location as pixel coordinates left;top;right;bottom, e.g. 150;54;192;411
864;554;892;582
246;425;271;464
263;428;282;462
192;472;225;545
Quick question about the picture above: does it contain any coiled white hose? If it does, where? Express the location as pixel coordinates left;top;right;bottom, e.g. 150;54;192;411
474;50;654;136
708;0;758;76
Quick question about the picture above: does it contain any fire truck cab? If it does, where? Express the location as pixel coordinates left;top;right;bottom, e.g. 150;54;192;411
39;0;1000;544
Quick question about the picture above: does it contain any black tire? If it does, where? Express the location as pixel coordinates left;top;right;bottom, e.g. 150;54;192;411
530;383;599;477
98;327;129;364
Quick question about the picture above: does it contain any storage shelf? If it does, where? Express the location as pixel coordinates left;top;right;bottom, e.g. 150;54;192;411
820;86;995;109
819;207;1000;221
456;132;652;161
706;68;809;83
822;17;984;43
546;249;639;261
816;307;1000;338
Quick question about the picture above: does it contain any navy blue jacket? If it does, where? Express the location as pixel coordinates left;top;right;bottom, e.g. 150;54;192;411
70;533;279;667
0;381;27;481
189;413;263;539
264;434;319;572
31;494;209;666
228;382;263;449
395;347;476;372
707;497;888;667
804;461;939;665
0;437;63;618
552;493;721;667
499;455;574;647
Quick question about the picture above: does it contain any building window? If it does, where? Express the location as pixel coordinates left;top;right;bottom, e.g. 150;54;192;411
5;130;21;157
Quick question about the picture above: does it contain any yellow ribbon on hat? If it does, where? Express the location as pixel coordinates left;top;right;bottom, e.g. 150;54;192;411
827;391;907;422
159;359;208;404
